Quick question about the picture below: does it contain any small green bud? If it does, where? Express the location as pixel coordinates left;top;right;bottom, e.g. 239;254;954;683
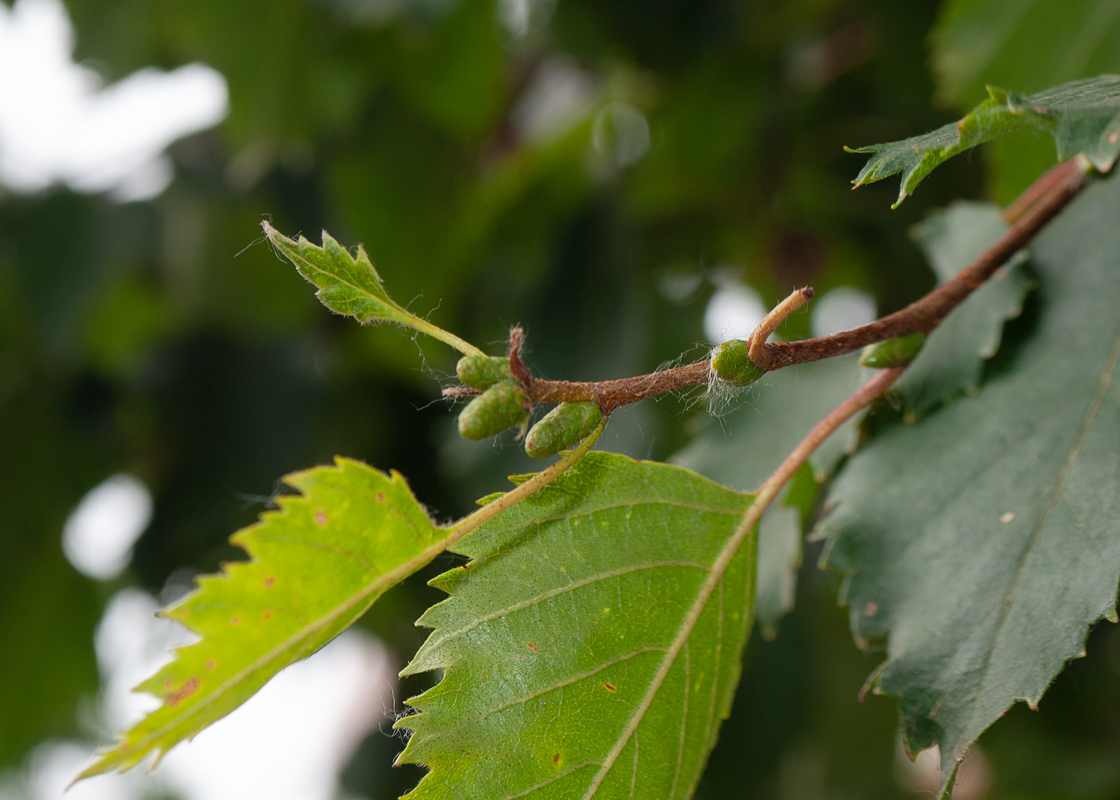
457;382;529;441
456;355;514;390
860;332;926;368
710;339;766;387
524;402;603;459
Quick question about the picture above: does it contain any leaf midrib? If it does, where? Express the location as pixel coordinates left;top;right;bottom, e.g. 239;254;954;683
580;503;756;799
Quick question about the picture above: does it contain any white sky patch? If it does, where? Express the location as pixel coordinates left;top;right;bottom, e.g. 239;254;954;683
0;0;228;201
592;101;650;167
498;0;554;39
810;286;876;337
156;628;392;800
0;590;395;800
61;474;153;581
512;56;595;144
704;282;767;345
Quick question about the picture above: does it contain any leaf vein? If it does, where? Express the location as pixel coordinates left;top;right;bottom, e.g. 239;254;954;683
422;646;668;744
422;561;711;652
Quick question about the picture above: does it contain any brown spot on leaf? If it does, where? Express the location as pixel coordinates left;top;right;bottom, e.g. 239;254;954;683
864;602;878;617
376;491;385;503
527;642;539;652
230;616;240;626
1110;131;1120;144
314;509;328;527
165;676;200;708
263;576;276;588
603;682;617;692
552;753;560;765
262;610;273;621
205;660;217;671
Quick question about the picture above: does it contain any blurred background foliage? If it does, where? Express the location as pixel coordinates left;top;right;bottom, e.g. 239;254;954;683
5;0;1120;797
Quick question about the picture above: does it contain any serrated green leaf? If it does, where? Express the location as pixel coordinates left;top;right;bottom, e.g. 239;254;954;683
78;457;446;778
895;201;1035;416
397;452;757;800
262;221;483;355
672;354;861;636
849;75;1120;206
817;172;1120;797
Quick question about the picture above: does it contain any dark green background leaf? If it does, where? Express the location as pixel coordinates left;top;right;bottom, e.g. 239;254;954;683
931;0;1120;201
933;0;1120;108
819;172;1120;796
896;201;1034;416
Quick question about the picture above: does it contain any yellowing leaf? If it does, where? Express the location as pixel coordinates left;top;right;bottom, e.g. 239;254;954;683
78;458;446;778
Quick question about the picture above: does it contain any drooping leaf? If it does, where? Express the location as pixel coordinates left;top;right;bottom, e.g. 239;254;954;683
672;354;861;635
397;451;757;799
848;75;1120;206
894;201;1035;416
78;458;446;778
262;222;483;355
817;172;1120;797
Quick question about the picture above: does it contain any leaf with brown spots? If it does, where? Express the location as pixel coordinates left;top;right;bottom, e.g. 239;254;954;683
819;172;1120;797
78;457;446;778
398;452;757;800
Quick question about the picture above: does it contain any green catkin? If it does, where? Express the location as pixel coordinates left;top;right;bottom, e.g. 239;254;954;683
860;332;926;368
710;339;766;387
457;383;529;440
456;355;514;390
524;402;603;459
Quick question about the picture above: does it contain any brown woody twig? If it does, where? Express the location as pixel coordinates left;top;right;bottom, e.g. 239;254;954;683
490;158;1090;415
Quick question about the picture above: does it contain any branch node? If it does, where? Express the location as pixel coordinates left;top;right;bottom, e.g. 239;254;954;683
507;326;532;385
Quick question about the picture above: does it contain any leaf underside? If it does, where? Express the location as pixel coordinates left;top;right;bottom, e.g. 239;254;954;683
78;458;445;779
818;172;1120;797
897;201;1035;416
397;452;757;800
850;74;1120;206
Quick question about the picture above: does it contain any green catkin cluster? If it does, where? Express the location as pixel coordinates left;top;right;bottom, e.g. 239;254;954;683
710;339;766;387
524;402;603;459
457;382;529;440
456;355;514;390
860;332;926;368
